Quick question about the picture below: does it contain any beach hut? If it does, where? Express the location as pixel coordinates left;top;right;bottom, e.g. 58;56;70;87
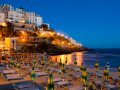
46;72;54;90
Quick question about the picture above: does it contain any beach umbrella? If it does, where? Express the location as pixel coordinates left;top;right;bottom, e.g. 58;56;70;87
16;63;20;71
10;56;14;67
30;65;36;80
46;72;54;90
106;61;110;71
50;58;53;65
59;58;62;66
65;57;67;64
103;66;109;82
74;58;77;66
41;60;45;67
81;68;88;90
94;60;99;72
61;64;65;75
32;65;35;71
118;66;120;77
33;58;37;65
41;54;45;67
80;63;84;72
82;68;87;83
30;69;36;81
88;82;94;90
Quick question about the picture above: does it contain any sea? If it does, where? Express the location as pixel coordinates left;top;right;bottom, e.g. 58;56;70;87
84;49;120;68
51;49;120;70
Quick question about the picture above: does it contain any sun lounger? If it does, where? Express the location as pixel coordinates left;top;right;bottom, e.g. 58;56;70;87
94;80;102;86
14;81;41;90
68;86;83;90
3;70;16;74
35;72;48;76
29;68;40;72
106;84;118;90
54;78;63;82
6;74;22;80
18;86;39;90
15;83;34;89
0;83;16;90
96;72;102;77
73;68;80;72
55;69;61;73
57;81;72;86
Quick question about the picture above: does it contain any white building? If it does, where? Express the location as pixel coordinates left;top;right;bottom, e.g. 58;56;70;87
28;12;36;24
16;8;24;13
35;15;42;26
0;4;43;27
8;11;24;23
25;12;43;26
69;38;77;44
0;13;5;22
0;4;14;18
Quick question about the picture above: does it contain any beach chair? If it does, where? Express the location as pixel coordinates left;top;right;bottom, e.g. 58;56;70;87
106;84;119;90
5;74;22;80
35;72;48;77
13;80;44;90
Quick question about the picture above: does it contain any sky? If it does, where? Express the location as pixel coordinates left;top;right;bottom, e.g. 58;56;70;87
0;0;120;48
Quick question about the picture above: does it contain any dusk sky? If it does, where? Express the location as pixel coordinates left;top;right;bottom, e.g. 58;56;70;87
0;0;120;48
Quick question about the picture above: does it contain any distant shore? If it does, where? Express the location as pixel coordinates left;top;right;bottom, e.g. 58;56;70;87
48;48;91;55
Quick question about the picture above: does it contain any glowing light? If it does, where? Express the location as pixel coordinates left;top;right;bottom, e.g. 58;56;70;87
22;38;25;42
65;36;68;39
62;41;64;45
80;44;82;46
50;52;83;66
2;22;7;27
61;34;64;36
21;31;25;34
57;33;60;35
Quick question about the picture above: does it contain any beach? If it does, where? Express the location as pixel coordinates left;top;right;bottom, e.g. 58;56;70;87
0;52;119;90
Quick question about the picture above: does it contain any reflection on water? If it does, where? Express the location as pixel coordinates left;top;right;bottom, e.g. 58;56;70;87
51;52;83;66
